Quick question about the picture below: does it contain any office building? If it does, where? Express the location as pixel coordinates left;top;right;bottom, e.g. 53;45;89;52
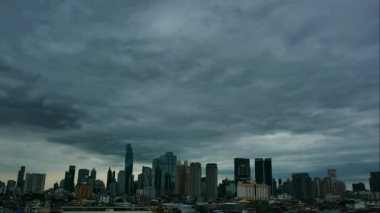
142;166;152;188
352;182;366;192
117;170;125;195
6;180;16;193
125;144;133;194
16;166;25;192
206;163;218;199
77;169;90;184
255;158;273;194
219;178;236;198
24;173;46;193
234;158;251;183
189;162;202;198
64;166;76;192
292;173;312;201
152;152;177;197
369;171;380;193
175;160;189;196
312;177;321;198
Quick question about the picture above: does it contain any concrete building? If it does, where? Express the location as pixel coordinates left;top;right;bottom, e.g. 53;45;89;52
75;183;92;200
189;162;201;198
236;182;269;201
206;163;218;199
175;160;189;197
24;173;46;193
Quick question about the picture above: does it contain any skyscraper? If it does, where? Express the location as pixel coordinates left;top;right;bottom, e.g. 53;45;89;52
369;171;380;193
255;158;273;194
106;167;113;190
77;169;90;184
206;163;218;199
125;144;133;194
255;158;264;184
142;166;152;188
175;160;189;196
64;166;76;192
292;173;312;201
24;173;46;193
16;166;25;192
117;170;126;195
264;158;273;194
189;162;202;198
234;158;251;183
152;152;177;197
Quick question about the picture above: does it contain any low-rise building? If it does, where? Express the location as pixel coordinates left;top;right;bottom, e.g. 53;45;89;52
236;181;269;201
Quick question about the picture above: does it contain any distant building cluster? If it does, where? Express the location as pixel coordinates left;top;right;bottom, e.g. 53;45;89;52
1;144;379;204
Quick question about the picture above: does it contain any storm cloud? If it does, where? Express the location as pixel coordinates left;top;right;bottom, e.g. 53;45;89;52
0;0;378;187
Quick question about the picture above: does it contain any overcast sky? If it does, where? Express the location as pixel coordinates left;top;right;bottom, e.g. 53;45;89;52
0;0;379;189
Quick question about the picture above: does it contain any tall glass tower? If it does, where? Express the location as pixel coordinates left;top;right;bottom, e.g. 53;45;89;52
125;144;133;194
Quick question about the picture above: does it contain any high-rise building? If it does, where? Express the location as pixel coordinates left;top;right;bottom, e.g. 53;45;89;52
189;162;201;198
219;178;236;198
64;166;76;192
312;177;321;198
124;144;133;194
152;152;177;197
16;166;25;192
255;158;264;184
352;183;366;192
175;160;189;197
6;180;16;193
77;169;90;184
369;171;380;193
234;158;251;183
255;158;273;194
142;166;152;188
24;173;46;193
106;167;114;190
206;163;218;199
90;168;96;180
328;169;337;180
292;173;312;201
117;170;125;195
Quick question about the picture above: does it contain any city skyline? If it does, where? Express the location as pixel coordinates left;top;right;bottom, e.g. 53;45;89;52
0;0;379;193
0;149;377;191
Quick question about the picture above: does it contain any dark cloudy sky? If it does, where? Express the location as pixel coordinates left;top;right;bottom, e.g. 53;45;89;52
0;0;379;189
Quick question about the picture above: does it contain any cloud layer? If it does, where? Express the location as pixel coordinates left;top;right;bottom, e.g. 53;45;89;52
0;0;378;188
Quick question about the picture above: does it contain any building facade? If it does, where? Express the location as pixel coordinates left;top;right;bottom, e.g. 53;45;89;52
236;182;269;201
206;163;218;199
152;152;177;197
189;162;202;198
125;144;133;194
234;158;251;183
24;173;46;193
